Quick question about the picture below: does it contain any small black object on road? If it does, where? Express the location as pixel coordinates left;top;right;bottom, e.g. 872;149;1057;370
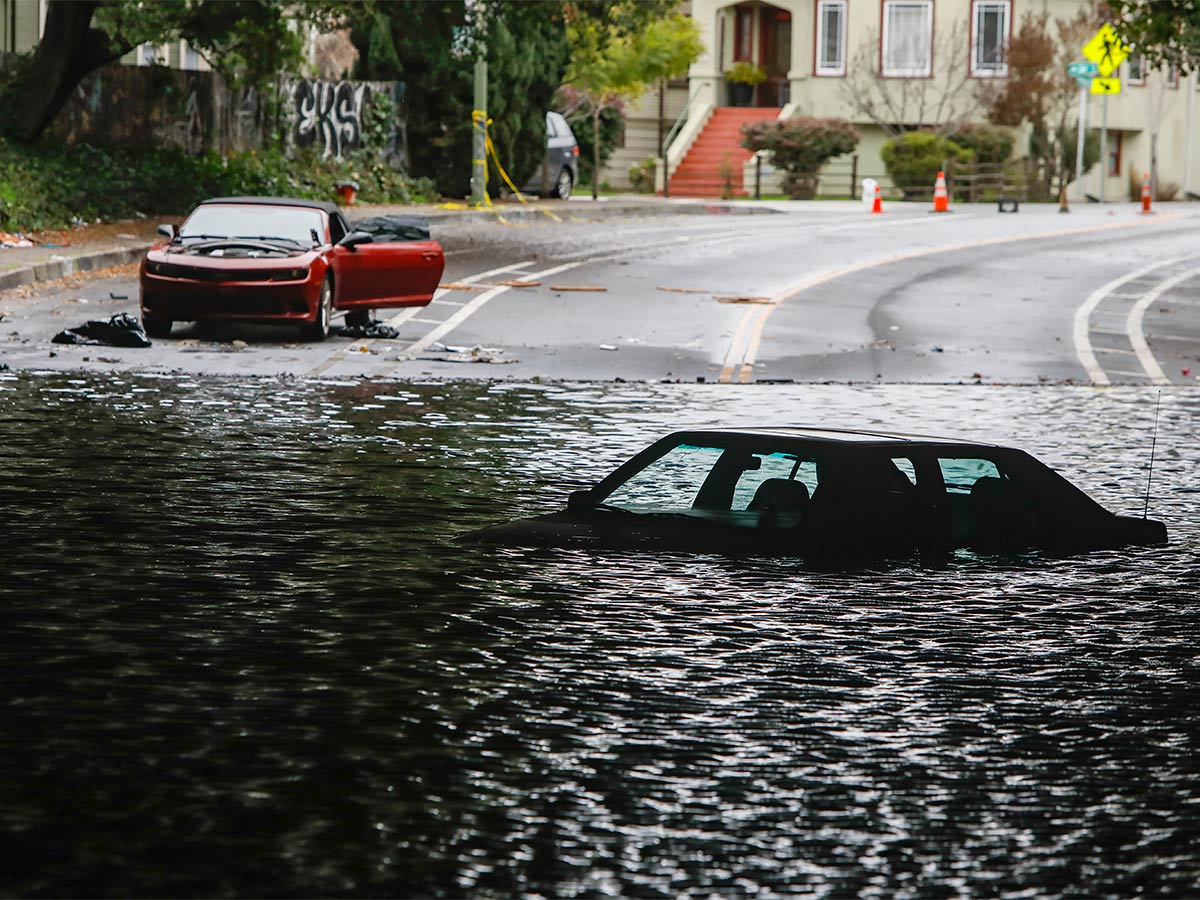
52;312;151;348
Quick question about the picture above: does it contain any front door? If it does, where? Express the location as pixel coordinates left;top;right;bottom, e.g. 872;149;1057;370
331;240;445;310
758;8;792;107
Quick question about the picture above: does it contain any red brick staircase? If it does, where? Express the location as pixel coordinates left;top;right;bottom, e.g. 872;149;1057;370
667;107;781;198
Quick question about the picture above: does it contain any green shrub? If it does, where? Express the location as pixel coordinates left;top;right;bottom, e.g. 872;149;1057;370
740;117;859;199
950;124;1014;165
880;131;973;199
0;138;438;232
628;157;656;193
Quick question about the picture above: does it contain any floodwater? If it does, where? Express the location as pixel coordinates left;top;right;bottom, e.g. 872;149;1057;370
2;371;1198;898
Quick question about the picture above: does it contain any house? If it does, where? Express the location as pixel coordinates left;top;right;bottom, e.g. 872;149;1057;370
602;1;1198;201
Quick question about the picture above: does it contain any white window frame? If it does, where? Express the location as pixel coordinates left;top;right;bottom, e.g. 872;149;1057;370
970;0;1009;77
1127;53;1146;85
881;0;933;78
816;0;848;77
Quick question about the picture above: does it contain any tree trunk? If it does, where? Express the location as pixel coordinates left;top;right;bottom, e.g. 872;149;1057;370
591;106;600;201
12;0;132;143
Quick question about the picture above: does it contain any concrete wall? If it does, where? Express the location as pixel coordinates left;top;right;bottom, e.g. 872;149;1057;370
43;63;403;162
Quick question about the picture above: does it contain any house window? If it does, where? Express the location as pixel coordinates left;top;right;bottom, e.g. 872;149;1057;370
1167;65;1179;87
971;0;1009;76
1127;53;1146;85
1108;132;1122;177
816;0;847;76
882;0;933;77
734;7;754;62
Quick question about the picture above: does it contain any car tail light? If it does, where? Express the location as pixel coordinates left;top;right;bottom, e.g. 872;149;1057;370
572;146;580;156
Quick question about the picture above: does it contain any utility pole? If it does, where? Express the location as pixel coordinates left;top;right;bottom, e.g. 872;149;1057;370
470;36;488;205
1185;72;1196;197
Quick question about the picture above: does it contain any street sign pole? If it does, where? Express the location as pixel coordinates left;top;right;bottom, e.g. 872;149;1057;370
1100;93;1108;203
1074;85;1088;202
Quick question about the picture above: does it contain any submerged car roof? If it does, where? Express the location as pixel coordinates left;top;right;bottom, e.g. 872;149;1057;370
673;426;1007;448
199;196;342;216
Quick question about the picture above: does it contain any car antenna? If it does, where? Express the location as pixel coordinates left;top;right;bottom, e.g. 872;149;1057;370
1143;390;1162;519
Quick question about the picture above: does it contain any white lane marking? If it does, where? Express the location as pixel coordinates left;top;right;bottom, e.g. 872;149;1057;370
1072;256;1193;386
400;260;583;357
1108;369;1155;379
1092;346;1139;355
1126;266;1200;385
309;260;533;376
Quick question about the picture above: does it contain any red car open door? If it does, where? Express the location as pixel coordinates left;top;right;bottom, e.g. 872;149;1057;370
331;216;444;312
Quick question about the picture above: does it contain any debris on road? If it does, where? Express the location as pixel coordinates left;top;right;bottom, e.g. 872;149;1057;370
550;285;607;292
333;321;401;339
489;279;540;288
110;293;128;300
420;341;514;364
598;343;618;351
438;282;488;291
715;295;772;304
0;232;33;249
656;286;709;294
52;312;151;348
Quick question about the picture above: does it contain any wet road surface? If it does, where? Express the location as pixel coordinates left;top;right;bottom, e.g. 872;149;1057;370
3;202;1200;385
2;371;1199;897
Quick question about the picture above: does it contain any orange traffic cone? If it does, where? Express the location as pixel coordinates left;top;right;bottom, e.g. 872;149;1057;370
932;170;949;212
1140;171;1153;214
872;184;883;214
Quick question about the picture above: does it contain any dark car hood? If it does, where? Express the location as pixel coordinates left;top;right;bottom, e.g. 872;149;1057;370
148;244;320;266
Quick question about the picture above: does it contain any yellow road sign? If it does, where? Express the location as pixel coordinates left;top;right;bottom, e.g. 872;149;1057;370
1082;24;1129;77
1090;77;1121;95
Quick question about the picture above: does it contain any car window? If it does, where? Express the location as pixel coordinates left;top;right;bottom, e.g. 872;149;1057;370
545;113;558;138
351;215;431;243
938;457;1003;493
891;457;918;485
329;212;347;244
180;205;324;245
604;443;724;512
732;453;818;510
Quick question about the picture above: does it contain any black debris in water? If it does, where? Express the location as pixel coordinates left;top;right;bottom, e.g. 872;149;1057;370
51;312;151;348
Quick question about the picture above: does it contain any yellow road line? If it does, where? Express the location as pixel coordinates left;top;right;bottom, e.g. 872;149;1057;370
717;213;1186;384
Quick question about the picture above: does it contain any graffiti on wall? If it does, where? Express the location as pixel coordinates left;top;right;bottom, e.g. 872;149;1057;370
292;80;371;159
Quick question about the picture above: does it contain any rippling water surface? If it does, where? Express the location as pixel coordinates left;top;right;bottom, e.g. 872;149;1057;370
2;371;1198;898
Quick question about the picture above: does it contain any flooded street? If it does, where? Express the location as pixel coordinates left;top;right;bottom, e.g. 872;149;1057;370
3;371;1199;897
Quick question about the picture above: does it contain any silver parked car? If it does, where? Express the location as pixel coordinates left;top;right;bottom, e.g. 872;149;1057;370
521;111;579;200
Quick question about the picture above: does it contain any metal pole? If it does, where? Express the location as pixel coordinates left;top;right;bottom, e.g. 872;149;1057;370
755;153;762;199
470;57;488;205
1184;72;1195;197
1074;85;1088;202
1100;92;1108;203
851;153;858;200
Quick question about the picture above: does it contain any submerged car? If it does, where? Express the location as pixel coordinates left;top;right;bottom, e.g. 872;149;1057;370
139;197;445;340
463;428;1168;557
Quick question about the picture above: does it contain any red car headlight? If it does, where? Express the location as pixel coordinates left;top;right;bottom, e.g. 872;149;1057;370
275;268;310;281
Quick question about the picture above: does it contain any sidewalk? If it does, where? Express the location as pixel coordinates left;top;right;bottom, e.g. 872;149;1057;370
0;196;788;296
0;220;160;293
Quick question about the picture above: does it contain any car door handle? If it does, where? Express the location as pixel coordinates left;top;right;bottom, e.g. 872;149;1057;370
421;251;440;260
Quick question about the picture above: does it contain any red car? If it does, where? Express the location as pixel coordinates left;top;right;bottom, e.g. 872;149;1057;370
139;196;445;340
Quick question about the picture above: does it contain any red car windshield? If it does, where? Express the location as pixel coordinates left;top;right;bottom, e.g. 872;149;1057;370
179;205;325;246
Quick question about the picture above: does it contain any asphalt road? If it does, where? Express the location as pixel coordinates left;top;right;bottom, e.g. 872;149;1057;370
3;200;1199;385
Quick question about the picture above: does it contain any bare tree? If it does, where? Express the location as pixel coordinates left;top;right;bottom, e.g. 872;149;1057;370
838;20;999;137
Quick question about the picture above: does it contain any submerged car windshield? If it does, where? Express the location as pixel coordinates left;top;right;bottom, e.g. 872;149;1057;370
177;205;324;246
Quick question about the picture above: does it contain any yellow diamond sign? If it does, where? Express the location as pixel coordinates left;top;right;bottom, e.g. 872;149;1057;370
1090;76;1121;95
1082;24;1129;77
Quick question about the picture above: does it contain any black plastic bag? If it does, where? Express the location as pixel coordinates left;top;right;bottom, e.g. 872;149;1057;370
52;313;152;347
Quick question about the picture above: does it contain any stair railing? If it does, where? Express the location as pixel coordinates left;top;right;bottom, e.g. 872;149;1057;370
661;83;713;199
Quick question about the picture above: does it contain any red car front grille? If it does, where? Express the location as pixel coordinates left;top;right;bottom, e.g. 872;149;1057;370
153;263;296;282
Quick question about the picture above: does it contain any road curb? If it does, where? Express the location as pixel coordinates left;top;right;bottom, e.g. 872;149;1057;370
378;199;784;226
0;244;151;294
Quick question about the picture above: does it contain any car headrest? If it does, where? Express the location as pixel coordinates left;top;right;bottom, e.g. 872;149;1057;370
748;478;810;511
